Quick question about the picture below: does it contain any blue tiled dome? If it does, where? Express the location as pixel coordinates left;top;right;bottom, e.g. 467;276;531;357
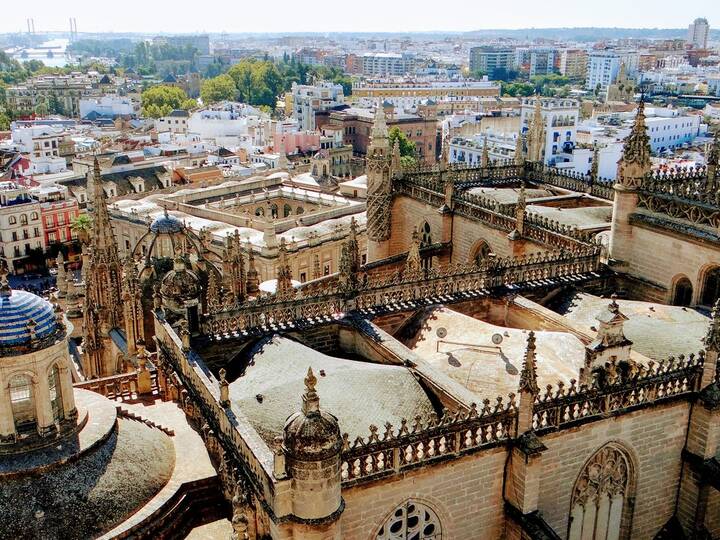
0;289;57;347
150;212;184;234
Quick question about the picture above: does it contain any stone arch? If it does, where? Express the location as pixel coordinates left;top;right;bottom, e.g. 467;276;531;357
255;207;264;217
669;274;693;307
698;264;720;307
47;362;64;423
373;498;446;540
469;239;492;265
283;204;292;218
419;221;432;247
568;441;636;540
7;371;38;433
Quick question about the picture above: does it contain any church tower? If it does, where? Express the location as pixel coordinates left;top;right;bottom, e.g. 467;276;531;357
609;99;651;265
82;157;124;377
366;104;393;262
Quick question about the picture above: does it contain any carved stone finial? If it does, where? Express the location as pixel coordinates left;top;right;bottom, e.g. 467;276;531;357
302;367;320;415
405;227;422;274
519;331;539;395
219;367;230;407
704;299;720;353
617;98;651;189
481;135;489;168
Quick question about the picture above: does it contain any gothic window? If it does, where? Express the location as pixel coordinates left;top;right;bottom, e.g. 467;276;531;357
48;364;64;422
255;208;264;217
472;241;491;265
296;207;304;215
421;222;432;247
671;276;693;307
568;443;633;540
284;204;292;218
376;500;442;540
10;374;36;432
271;204;279;219
701;267;720;307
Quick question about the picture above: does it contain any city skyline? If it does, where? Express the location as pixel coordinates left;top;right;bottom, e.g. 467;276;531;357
1;0;716;34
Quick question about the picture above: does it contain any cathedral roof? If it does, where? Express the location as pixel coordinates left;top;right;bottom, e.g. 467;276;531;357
0;288;57;350
229;336;437;446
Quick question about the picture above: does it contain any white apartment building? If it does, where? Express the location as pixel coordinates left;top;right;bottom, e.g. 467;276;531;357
79;95;138;119
157;110;190;134
515;47;557;76
639;108;702;153
290;82;345;131
687;18;710;49
187;103;269;148
520;97;580;165
586;51;639;98
0;182;44;274
361;53;416;77
449;132;519;165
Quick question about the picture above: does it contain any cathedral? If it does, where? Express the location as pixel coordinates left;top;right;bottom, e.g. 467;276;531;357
2;100;720;540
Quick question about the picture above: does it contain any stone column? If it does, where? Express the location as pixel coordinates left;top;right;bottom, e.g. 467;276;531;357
608;184;638;267
34;376;56;436
58;364;76;419
0;382;16;442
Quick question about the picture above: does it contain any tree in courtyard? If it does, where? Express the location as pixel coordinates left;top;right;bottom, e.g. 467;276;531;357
388;127;417;167
200;74;237;104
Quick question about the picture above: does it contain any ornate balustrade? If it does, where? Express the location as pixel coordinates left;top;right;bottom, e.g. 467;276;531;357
206;246;602;336
340;398;516;485
74;369;158;401
533;353;703;432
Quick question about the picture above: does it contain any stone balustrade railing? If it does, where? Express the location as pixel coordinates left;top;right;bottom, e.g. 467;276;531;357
73;369;158;401
533;352;703;432
340;398;516;485
206;246;602;336
341;351;704;487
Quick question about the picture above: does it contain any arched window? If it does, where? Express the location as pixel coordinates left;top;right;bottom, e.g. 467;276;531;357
568;443;633;540
30;211;39;220
421;222;432;247
9;374;36;432
9;216;16;225
296;207;304;215
20;214;28;225
284;204;292;218
472;241;491;265
270;204;279;219
48;364;64;423
376;500;442;540
700;267;720;307
255;207;264;217
671;276;693;307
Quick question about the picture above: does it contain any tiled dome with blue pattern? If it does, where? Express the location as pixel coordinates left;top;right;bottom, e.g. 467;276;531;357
0;288;57;347
150;211;184;234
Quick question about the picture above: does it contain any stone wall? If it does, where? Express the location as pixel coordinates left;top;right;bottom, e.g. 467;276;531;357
340;446;507;539
537;400;691;539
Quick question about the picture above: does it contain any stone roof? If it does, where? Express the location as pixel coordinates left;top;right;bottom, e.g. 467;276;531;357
0;417;174;540
553;291;710;359
228;336;437;445
402;306;587;401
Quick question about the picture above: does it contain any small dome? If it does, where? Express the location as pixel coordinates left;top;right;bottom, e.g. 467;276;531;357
150;212;184;235
283;368;341;461
0;289;57;349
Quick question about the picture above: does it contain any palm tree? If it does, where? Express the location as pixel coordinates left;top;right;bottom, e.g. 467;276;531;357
70;214;92;245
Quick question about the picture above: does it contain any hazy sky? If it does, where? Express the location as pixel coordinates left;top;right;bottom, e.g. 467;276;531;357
2;0;717;34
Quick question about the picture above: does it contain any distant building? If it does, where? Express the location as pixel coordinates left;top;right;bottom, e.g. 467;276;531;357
469;46;515;77
157;110;190;135
687;17;710;49
0;181;44;274
558;49;588;79
79;96;137;119
289;82;345;131
361;53;416;77
164;34;210;55
520;97;580;165
515;47;557;76
587;51;622;96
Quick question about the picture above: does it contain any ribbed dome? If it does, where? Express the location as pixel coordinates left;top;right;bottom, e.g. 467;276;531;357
0;289;57;347
150;212;184;234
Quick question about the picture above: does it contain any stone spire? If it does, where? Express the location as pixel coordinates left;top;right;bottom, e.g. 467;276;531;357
206;269;221;309
707;127;719;184
527;97;545;162
590;143;600;182
56;251;67;298
222;231;246;303
701;299;720;388
339;218;361;289
481;135;489;168
515;130;526;166
519;331;539;395
245;241;260;295
405;227;422;274
439;135;449;170
83;155;125;377
617;98;651;189
391;138;401;171
511;183;527;238
301;367;320;415
366;101;393;262
121;256;143;356
275;238;295;299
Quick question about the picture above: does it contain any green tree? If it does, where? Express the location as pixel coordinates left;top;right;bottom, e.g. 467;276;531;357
200;74;237;104
141;85;195;118
388;127;416;166
0;111;10;130
70;214;92;245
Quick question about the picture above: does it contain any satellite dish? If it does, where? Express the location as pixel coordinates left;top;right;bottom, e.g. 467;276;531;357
436;327;447;338
491;333;503;345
